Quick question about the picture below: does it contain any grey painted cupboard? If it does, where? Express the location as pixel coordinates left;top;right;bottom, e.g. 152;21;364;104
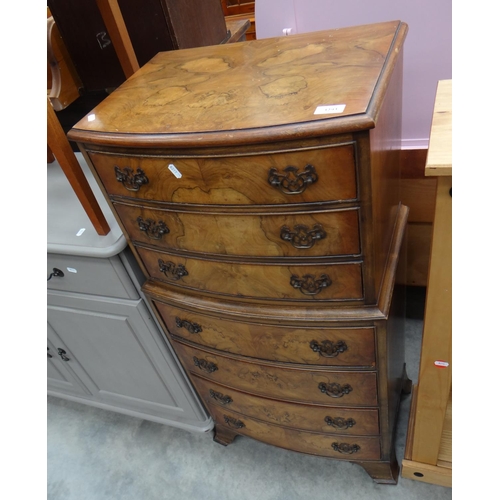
47;154;213;432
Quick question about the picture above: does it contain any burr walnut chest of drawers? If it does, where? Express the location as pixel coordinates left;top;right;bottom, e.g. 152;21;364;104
68;20;410;484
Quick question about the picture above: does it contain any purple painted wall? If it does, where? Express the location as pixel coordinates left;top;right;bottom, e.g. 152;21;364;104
255;0;452;149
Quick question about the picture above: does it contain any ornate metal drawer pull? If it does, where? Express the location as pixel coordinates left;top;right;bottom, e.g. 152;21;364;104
57;348;70;362
114;166;149;192
223;415;245;429
175;317;202;334
280;224;326;249
268;164;318;194
290;274;332;295
137;217;170;240
331;442;360;455
318;382;352;398
193;356;218;374
158;259;188;281
325;416;356;430
310;340;348;358
209;389;233;405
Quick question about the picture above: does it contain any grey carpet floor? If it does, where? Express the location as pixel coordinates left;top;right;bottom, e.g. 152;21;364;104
47;317;452;500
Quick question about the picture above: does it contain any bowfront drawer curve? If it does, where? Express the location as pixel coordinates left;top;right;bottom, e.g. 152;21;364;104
113;203;361;258
155;302;375;367
87;145;357;206
210;405;381;460
136;247;363;301
173;341;378;406
193;376;380;435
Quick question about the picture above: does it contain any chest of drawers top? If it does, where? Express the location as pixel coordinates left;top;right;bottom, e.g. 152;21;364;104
67;20;407;149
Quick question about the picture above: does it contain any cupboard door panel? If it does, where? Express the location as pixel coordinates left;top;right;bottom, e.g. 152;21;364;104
47;291;202;422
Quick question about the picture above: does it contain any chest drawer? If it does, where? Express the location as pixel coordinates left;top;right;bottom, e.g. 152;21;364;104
174;341;378;406
137;247;363;301
157;302;375;367
193;376;379;435
87;144;357;206
114;203;361;258
211;405;381;461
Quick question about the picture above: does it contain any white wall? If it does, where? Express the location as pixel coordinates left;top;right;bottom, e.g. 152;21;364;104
255;0;452;149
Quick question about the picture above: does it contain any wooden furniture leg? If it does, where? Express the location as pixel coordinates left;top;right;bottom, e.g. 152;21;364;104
355;455;399;485
47;145;55;163
95;0;139;78
213;424;239;446
47;99;110;236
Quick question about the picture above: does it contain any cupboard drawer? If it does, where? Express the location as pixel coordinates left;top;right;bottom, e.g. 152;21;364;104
174;341;378;406
47;253;139;299
194;376;379;435
157;302;375;367
87;145;357;205
137;247;363;301
210;405;381;460
114;203;361;258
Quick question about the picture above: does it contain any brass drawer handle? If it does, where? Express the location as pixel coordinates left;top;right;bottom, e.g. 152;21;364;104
318;382;352;398
223;415;245;429
209;389;233;405
158;259;188;281
193;356;218;374
280;224;326;249
137;217;170;240
310;340;348;358
268;164;318;194
331;442;360;455
290;274;332;295
325;416;356;430
175;317;202;334
114;166;149;192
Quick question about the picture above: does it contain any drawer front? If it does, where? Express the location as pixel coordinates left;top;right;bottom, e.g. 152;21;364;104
211;405;381;460
47;253;139;299
137;247;363;301
114;203;361;258
88;145;357;205
194;376;379;435
174;341;378;406
157;303;375;367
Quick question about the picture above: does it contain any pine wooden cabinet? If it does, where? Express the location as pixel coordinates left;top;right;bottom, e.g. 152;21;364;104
69;21;410;484
402;80;452;487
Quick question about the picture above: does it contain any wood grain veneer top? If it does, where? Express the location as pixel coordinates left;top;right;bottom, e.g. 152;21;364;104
69;20;407;148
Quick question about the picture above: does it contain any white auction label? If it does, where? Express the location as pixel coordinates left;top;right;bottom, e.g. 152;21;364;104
314;104;346;115
67;268;78;273
168;164;182;178
76;228;86;236
434;360;449;368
